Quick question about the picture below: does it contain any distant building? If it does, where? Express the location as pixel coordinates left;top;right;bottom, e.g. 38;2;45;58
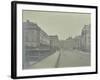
73;24;91;52
81;24;91;52
73;36;81;50
59;24;91;52
65;37;74;50
49;35;59;50
59;37;74;50
59;40;66;49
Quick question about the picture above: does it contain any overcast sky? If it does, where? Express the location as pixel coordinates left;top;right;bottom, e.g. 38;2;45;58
23;10;90;40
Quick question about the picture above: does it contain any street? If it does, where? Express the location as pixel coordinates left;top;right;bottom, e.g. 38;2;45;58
32;49;90;68
57;49;90;67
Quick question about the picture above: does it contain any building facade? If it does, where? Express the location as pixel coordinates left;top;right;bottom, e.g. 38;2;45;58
80;24;91;52
49;35;59;50
59;24;91;52
73;36;82;50
22;20;51;69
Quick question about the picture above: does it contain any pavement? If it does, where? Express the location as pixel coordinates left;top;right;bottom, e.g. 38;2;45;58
31;49;90;69
32;51;60;68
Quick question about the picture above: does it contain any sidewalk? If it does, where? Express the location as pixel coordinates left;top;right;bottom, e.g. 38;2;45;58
32;51;60;69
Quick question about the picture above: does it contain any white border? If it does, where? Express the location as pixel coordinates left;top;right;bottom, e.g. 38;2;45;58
17;3;96;77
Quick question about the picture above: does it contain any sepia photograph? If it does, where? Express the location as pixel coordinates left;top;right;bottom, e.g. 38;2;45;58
22;10;91;69
11;1;97;79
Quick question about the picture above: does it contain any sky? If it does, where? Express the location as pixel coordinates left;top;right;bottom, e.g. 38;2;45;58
23;10;91;40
